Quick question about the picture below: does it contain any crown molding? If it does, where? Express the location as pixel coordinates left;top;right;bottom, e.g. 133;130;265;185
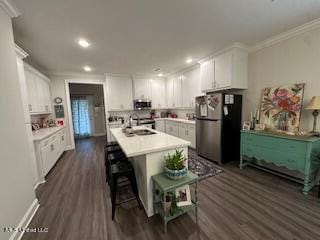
198;42;249;64
15;44;28;59
0;0;20;18
48;72;104;80
167;63;200;78
250;17;320;52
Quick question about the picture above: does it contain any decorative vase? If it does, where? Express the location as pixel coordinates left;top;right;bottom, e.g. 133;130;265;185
164;166;188;180
163;201;171;216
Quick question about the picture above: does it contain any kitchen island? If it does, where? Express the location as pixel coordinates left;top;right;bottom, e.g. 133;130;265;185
110;126;190;217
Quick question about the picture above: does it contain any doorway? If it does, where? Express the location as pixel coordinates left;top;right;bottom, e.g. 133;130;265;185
66;81;108;148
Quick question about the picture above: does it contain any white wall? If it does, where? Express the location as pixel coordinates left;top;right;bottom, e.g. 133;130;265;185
244;27;320;132
0;7;36;240
49;76;105;148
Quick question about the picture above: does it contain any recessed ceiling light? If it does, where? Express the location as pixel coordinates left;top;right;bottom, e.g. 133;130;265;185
157;73;163;77
186;58;193;64
83;65;92;72
78;38;90;48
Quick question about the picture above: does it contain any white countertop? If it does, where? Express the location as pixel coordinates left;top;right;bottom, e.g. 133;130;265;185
110;126;190;157
32;126;65;141
155;117;196;124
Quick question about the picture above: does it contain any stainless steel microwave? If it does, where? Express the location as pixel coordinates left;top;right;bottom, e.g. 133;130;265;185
133;99;152;110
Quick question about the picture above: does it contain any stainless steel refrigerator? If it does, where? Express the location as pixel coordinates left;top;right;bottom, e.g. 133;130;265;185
195;93;242;164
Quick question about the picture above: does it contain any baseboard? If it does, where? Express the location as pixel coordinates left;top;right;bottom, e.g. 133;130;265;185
33;180;46;191
9;198;40;240
65;145;74;151
93;133;106;137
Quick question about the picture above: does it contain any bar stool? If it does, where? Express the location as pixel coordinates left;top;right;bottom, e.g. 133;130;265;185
106;151;127;183
109;160;141;220
106;141;118;147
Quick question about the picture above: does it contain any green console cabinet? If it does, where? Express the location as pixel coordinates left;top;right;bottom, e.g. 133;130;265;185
240;130;320;194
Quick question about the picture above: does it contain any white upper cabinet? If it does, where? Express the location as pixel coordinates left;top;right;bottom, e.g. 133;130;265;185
200;59;215;92
107;75;133;111
24;64;52;114
215;50;232;89
173;76;183;108
182;67;202;108
150;78;166;109
133;78;151;99
200;47;248;92
166;77;174;108
166;76;183;108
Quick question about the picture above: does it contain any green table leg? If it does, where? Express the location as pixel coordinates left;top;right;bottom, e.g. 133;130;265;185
303;175;310;195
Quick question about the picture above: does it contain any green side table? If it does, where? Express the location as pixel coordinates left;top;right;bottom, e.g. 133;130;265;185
152;171;199;233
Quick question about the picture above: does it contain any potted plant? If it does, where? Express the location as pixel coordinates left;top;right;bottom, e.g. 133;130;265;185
164;149;187;180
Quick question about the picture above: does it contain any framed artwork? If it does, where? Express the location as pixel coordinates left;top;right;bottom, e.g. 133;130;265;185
259;83;305;133
175;185;191;207
242;121;251;131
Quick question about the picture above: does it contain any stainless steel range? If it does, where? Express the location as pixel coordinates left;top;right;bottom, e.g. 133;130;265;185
133;118;155;129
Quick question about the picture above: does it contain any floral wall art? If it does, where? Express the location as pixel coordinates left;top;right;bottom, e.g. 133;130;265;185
259;83;305;133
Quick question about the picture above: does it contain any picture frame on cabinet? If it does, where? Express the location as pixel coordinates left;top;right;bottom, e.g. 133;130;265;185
175;185;192;207
242;121;251;131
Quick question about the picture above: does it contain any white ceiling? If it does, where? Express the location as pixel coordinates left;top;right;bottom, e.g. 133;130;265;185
12;0;320;76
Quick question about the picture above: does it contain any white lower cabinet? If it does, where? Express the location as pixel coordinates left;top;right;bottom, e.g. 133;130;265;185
165;120;179;137
164;119;196;148
155;120;165;132
34;128;66;180
107;124;123;142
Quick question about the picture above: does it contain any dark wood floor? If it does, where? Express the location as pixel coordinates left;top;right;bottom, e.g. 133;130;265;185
22;137;320;240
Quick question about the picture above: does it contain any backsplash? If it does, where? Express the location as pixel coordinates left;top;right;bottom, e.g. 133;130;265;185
108;108;195;121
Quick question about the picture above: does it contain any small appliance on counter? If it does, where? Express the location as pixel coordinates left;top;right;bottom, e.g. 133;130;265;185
160;111;167;118
169;112;177;118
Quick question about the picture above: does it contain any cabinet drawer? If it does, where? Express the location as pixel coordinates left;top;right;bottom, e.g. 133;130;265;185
241;133;307;154
241;144;306;171
179;123;187;129
41;139;50;148
188;124;195;131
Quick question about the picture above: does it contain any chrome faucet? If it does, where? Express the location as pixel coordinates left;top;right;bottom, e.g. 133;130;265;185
129;113;140;127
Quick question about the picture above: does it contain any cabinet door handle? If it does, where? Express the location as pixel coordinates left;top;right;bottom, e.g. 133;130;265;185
50;144;54;151
28;104;32;112
61;136;64;141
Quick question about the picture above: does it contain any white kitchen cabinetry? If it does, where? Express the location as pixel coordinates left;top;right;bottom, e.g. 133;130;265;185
150;78;166;109
215;50;232;89
178;123;196;148
107;75;133;110
133;78;151;99
107;123;122;142
166;77;174;108
165;120;179;137
186;124;196;148
200;47;248;92
166;76;182;108
163;119;196;148
200;59;215;92
155;119;165;132
34;128;66;180
24;64;52;114
182;67;202;108
173;76;183;108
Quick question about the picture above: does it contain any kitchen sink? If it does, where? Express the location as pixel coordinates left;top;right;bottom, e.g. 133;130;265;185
122;128;156;137
132;129;156;135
